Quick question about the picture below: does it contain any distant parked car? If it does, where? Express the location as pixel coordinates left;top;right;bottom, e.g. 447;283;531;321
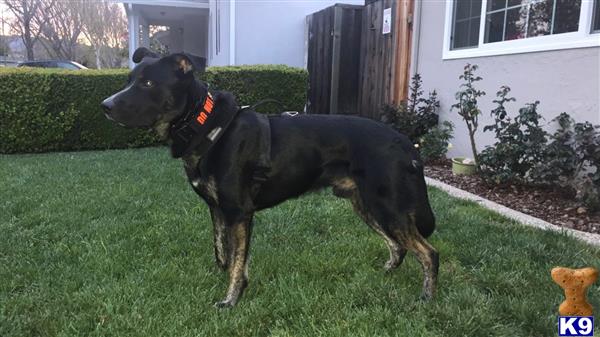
17;60;88;70
0;60;19;68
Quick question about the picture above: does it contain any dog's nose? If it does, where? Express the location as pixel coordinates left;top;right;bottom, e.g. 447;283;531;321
101;97;114;112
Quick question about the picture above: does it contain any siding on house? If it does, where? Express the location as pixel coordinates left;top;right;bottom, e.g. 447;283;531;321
234;0;364;67
413;1;600;159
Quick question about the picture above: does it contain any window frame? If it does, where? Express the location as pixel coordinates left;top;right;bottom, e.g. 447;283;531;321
593;0;600;33
450;0;483;50
443;0;600;60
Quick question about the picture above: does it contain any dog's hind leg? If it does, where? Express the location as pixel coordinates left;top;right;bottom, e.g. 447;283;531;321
393;215;439;300
214;216;253;308
209;206;229;271
349;194;407;271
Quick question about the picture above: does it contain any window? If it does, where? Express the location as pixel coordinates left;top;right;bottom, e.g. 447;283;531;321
451;0;483;49
57;62;79;70
444;0;600;59
484;0;581;43
593;0;600;32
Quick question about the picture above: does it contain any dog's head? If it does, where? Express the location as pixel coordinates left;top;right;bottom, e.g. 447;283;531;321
101;47;206;131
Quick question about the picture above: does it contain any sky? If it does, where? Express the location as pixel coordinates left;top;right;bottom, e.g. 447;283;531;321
0;1;126;38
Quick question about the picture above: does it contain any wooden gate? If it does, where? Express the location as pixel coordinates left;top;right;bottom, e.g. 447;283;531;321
306;4;363;115
306;0;414;119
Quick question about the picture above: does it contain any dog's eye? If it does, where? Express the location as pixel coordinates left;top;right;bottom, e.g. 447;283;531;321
142;80;154;88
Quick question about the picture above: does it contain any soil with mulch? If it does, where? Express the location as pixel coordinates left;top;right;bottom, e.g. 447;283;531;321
424;162;600;234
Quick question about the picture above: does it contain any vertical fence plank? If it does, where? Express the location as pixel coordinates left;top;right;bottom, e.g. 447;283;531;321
393;0;414;104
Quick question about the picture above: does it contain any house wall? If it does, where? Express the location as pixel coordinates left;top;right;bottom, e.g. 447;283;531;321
167;25;185;52
414;1;600;159
209;0;230;66
233;0;364;67
184;14;208;57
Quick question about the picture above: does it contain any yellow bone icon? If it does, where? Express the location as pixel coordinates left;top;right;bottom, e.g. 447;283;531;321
551;267;598;316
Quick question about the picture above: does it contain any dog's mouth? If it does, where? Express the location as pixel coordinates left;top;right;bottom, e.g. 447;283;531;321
104;112;127;128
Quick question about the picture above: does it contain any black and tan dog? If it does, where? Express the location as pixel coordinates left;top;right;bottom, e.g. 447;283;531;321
101;48;438;308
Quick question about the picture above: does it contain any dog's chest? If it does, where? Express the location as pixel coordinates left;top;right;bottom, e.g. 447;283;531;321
187;175;218;205
183;155;219;205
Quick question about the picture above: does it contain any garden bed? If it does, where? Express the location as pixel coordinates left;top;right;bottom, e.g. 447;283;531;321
425;162;600;234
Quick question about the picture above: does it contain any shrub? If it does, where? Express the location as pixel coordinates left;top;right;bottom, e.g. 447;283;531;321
380;74;440;141
0;68;154;154
418;121;454;163
451;64;485;165
0;65;308;153
204;65;307;113
530;113;578;184
532;113;600;210
478;86;547;184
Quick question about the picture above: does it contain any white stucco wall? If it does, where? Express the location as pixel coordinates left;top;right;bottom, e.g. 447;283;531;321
209;0;230;66
184;14;208;57
414;1;600;159
167;25;185;52
233;0;364;67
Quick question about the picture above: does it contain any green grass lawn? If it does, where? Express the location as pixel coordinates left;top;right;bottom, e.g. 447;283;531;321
1;147;599;337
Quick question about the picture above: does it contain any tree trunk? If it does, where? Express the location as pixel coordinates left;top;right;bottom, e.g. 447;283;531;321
24;25;35;60
95;44;102;69
25;44;34;60
468;128;479;167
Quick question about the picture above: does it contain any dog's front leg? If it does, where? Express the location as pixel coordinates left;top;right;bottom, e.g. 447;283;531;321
209;206;229;271
214;217;252;308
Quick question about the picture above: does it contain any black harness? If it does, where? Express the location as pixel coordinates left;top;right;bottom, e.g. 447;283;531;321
169;89;238;158
169;89;286;186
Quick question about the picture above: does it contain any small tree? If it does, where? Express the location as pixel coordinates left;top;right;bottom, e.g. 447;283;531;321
419;121;454;164
451;64;485;165
80;0;127;68
479;86;548;183
380;73;439;142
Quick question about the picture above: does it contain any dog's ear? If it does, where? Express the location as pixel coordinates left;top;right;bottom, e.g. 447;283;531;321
170;53;207;75
132;47;159;63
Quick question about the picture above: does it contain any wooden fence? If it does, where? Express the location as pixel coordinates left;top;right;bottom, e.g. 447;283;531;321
306;0;414;119
306;4;363;115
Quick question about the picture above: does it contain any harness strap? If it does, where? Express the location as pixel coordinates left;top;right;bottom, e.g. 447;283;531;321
253;113;272;183
245;98;286;112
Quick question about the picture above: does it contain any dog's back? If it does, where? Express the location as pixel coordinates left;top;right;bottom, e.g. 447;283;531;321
256;113;435;235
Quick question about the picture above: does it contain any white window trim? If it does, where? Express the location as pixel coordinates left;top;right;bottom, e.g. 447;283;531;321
443;0;600;60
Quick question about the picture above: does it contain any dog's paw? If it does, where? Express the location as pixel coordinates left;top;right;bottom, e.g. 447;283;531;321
384;260;400;272
419;292;434;302
216;260;228;271
214;300;236;309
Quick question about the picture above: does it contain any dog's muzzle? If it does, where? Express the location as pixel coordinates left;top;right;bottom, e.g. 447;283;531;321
100;97;127;127
101;97;115;114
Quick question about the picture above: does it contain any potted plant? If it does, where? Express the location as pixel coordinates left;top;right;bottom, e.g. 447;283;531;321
451;157;477;175
451;64;485;175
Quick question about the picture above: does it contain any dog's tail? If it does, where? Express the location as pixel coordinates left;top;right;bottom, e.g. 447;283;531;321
416;199;436;238
411;154;436;238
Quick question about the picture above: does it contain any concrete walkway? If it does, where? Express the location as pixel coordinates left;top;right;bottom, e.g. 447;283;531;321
426;177;600;247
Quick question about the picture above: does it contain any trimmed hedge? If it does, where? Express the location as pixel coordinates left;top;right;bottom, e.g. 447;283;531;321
0;65;307;154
